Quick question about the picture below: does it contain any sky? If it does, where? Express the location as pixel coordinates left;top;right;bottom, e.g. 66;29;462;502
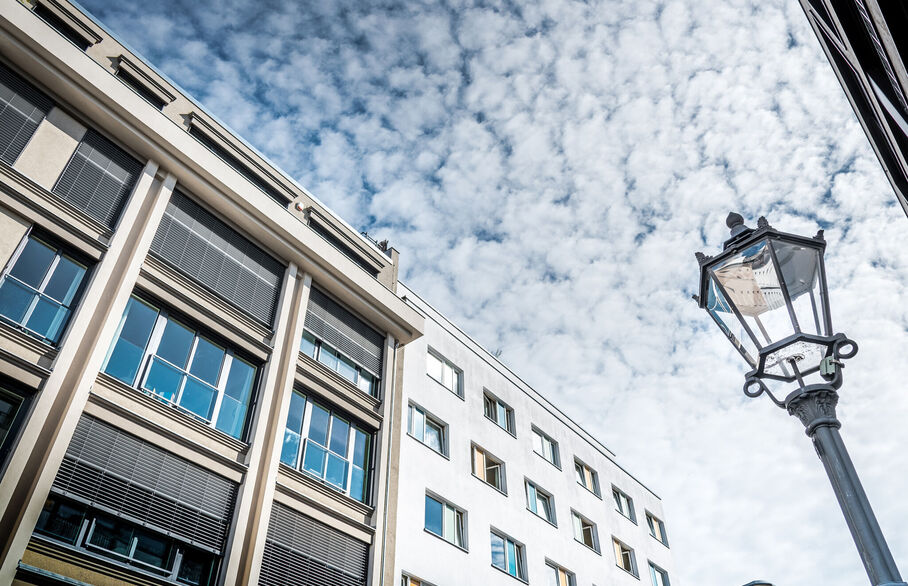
76;0;908;583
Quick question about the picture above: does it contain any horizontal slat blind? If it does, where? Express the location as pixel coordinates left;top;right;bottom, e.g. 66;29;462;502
260;502;368;586
51;415;238;554
150;190;284;325
305;287;384;375
51;129;143;228
0;62;53;165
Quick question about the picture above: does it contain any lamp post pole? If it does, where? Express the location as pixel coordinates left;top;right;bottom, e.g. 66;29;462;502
695;213;906;586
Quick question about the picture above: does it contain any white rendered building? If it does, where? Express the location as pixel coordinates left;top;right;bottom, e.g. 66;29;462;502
391;285;674;586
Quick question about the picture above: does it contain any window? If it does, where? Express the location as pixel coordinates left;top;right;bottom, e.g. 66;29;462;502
0;62;53;165
35;496;217;584
424;494;465;549
426;350;462;396
574;459;600;496
613;538;638;577
612;487;636;522
472;445;505;493
525;480;555;525
116;68;168;110
32;2;99;51
649;562;670;586
483;392;514;434
52;129;143;228
646;511;668;546
0;384;31;473
571;511;599;552
102;295;258;440
490;530;526;580
401;575;434;586
301;330;379;396
545;562;576;586
407;403;447;456
279;390;372;503
0;233;87;344
532;427;559;467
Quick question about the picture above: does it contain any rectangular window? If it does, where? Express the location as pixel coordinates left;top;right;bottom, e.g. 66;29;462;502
545;562;576;586
649;562;670;586
490;530;526;580
483;392;514;434
0;62;53;165
613;486;636;523
571;511;599;552
0;232;88;344
102;295;258;440
472;445;505;493
52;129;143;228
279;389;372;504
613;538;638;577
525;480;555;525
532;427;559;467
424;494;465;549
426;349;462;397
402;575;434;586
574;459;600;496
301;330;379;396
407;403;447;456
0;384;31;474
646;511;668;546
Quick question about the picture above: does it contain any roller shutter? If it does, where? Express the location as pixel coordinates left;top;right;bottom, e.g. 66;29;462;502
305;287;384;375
0;62;53;165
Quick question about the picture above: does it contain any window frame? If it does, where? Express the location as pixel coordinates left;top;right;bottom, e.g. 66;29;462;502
612;486;637;523
524;478;556;526
531;426;560;469
573;458;601;497
401;574;436;586
489;528;527;582
300;329;380;397
471;443;507;495
424;492;468;551
648;561;670;586
645;511;669;547
612;537;639;577
407;402;448;457
544;560;576;586
570;510;600;553
426;348;463;398
483;390;515;436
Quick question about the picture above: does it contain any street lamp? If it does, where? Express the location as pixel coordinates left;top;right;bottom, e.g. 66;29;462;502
694;213;907;586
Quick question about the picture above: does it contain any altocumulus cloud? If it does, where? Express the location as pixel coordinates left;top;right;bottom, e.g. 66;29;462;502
79;0;908;583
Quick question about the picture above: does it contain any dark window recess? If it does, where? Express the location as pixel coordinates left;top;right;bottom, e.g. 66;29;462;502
260;502;369;586
308;221;379;278
33;3;92;51
0;383;32;477
0;62;53;165
50;415;239;555
116;68;167;110
878;3;908;64
188;125;289;204
52;129;143;228
150;191;284;326
305;287;384;375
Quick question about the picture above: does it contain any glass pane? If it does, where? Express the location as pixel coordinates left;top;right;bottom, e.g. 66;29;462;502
490;533;505;570
526;483;537;513
497;404;509;430
25;297;68;342
352;429;369;468
546;565;560;586
302;441;327;477
484;396;494;419
427;353;442;382
410;406;424;440
179;377;217;420
216;358;256;438
443;504;455;542
300;331;317;358
0;278;36;324
575;463;584;484
350;466;366;503
325;452;348;489
89;515;133;555
177;548;214;586
424;420;442;453
9;237;55;287
133;529;172;568
286;392;306;434
317;344;339;370
0;389;23;446
538;493;551;521
424;496;443;536
280;429;301;468
214;394;244;439
773;240;828;336
307;404;330;446
455;510;464;547
43;256;85;304
35;498;85;544
157;320;195;369
143;357;184;401
105;298;158;384
336;353;357;382
356;371;374;395
506;539;517;575
189;337;225;385
329;416;349;455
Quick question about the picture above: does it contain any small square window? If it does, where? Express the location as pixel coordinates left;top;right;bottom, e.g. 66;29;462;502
483;391;515;435
427;349;463;397
646;511;668;546
490;530;526;580
531;427;559;468
571;511;599;552
525;480;556;525
649;561;670;586
407;403;448;457
424;494;466;549
574;459;600;496
472;445;506;493
612;486;636;523
613;538;638;577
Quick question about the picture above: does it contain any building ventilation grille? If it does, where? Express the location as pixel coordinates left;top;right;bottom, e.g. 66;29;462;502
50;415;238;554
0;62;53;165
51;128;143;228
260;502;368;586
150;190;284;326
305;287;384;375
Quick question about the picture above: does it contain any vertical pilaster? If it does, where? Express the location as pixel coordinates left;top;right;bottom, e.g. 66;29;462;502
0;162;175;581
221;270;311;586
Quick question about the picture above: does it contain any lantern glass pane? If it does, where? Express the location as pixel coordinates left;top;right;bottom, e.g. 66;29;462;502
771;240;829;336
763;339;828;378
712;239;794;347
706;275;757;366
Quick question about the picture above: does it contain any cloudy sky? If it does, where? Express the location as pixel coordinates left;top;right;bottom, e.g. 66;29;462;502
78;0;908;583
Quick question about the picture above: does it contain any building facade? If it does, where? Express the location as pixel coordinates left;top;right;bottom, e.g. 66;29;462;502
389;285;674;586
0;0;423;584
797;0;908;216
